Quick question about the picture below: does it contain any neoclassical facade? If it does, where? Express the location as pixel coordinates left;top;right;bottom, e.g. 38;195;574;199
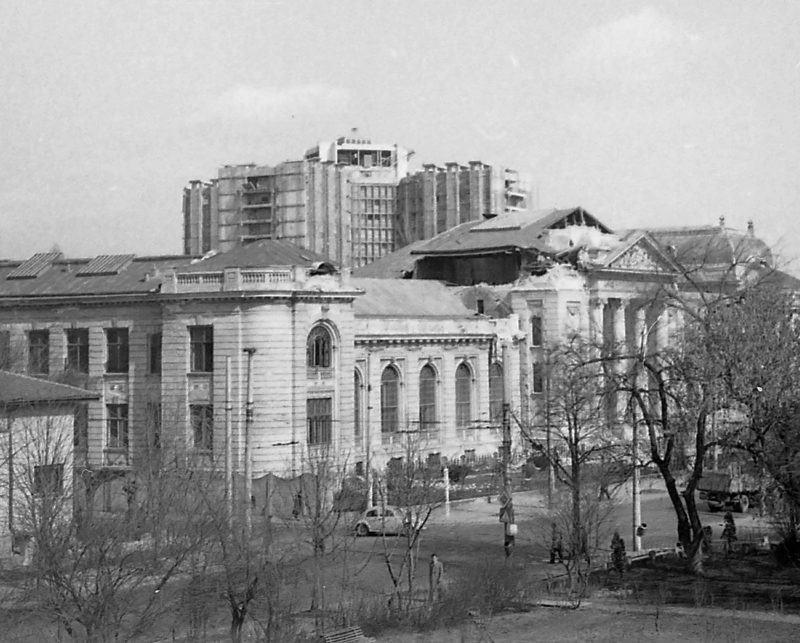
0;241;518;507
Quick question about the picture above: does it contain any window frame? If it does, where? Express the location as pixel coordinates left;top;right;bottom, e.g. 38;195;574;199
148;332;162;375
354;370;362;439
532;361;544;394
105;328;129;374
65;328;89;374
418;364;437;434
380;365;400;434
306;397;332;445
307;325;332;369
106;403;129;450
455;363;473;429
190;403;214;452
28;329;50;375
531;314;543;347
189;326;213;373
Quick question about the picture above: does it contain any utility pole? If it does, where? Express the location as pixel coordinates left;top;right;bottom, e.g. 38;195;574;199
243;347;256;540
225;356;233;535
632;411;642;552
545;350;555;511
501;402;516;557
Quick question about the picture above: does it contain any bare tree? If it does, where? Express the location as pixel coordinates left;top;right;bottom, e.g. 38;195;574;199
9;424;219;642
519;336;622;592
373;434;442;613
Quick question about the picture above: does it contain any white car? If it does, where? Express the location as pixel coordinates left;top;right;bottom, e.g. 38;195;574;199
353;506;411;537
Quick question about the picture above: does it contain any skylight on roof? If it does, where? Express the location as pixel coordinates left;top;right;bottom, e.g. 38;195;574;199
6;252;61;280
76;254;135;276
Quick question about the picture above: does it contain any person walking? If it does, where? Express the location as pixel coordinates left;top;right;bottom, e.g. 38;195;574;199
429;553;444;603
722;511;737;556
549;523;564;564
611;530;627;574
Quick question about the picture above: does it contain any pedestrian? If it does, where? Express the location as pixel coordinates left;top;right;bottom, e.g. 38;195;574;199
722;511;737;556
429;553;444;603
611;530;626;574
549;522;564;564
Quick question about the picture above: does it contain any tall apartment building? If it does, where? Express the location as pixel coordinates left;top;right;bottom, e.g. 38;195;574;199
183;135;411;268
395;162;529;246
184;135;531;269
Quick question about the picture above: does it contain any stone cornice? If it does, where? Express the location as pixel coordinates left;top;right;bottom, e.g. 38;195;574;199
0;288;361;310
356;334;494;347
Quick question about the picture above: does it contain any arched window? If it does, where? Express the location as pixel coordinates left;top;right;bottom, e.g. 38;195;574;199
455;363;472;429
419;364;437;434
307;325;332;368
381;365;400;434
489;362;504;423
354;370;362;439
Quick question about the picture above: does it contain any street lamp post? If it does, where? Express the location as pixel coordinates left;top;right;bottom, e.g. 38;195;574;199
243;347;256;540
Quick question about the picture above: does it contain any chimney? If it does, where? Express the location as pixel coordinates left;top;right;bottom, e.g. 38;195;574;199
747;220;754;236
718;216;726;229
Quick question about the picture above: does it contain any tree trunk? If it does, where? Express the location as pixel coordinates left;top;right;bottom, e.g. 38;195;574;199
230;610;245;643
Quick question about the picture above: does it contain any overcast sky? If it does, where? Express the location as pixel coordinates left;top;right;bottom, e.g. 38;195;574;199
2;1;799;266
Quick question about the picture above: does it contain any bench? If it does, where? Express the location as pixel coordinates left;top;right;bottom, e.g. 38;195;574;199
322;626;375;643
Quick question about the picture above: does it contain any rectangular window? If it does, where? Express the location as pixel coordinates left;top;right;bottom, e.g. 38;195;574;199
0;330;11;369
190;404;213;451
105;328;129;373
307;397;332;445
532;362;544;394
28;330;49;375
531;315;543;347
148;332;162;375
189;326;213;373
106;404;129;449
34;463;64;495
65;328;89;373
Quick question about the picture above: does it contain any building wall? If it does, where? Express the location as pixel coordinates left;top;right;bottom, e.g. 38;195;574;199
395;163;529;247
184;140;410;269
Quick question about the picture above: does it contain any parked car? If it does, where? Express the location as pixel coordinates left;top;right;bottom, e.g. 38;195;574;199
353;506;411;537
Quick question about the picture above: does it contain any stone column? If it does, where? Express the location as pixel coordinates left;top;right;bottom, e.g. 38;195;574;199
611;299;628;426
590;298;605;351
612;299;626;356
632;304;647;356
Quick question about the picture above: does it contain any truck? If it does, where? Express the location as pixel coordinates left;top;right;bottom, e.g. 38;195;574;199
697;465;761;513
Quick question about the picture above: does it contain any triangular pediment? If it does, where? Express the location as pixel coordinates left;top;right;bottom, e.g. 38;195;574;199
605;234;678;274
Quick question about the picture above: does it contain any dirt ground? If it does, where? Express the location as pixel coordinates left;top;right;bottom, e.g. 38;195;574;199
377;602;800;642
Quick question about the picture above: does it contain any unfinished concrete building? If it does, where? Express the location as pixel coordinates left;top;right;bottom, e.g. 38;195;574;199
395;161;529;246
183;135;411;268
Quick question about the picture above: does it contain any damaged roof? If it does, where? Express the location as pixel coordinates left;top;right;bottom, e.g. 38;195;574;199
410;207;609;256
351;278;475;317
351;239;427;279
